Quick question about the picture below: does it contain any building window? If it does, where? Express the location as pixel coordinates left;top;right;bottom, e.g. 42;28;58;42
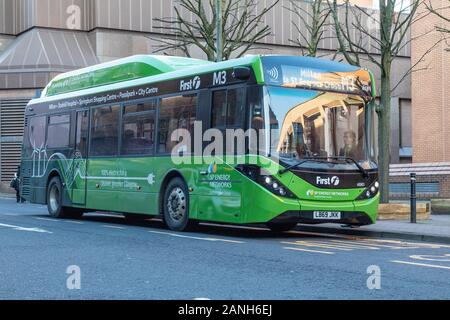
90;105;120;156
400;99;412;149
399;99;412;163
47;114;70;149
121;101;157;155
158;95;197;154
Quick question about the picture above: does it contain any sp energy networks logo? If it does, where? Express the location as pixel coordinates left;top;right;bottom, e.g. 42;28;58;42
205;162;233;189
180;76;201;91
306;189;349;199
306;190;316;197
208;162;218;174
316;176;340;187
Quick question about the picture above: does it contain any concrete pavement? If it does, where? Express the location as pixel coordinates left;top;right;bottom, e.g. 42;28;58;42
298;214;450;244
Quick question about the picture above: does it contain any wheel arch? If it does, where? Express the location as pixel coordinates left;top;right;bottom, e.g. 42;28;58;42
159;170;188;215
45;170;63;204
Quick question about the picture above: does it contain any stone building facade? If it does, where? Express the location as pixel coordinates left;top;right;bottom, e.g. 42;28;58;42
0;0;412;190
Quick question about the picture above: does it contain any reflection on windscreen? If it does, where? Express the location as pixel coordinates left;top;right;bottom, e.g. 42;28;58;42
267;87;369;164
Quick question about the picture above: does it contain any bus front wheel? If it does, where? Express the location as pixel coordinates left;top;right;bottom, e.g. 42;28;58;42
47;176;83;219
162;177;197;232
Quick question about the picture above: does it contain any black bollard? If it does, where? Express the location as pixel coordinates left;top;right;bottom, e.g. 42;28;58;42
410;173;417;223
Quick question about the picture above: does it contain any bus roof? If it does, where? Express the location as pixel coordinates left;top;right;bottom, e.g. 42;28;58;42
42;55;215;97
34;54;375;106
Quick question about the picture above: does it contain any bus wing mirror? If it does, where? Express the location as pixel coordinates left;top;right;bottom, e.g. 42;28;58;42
233;67;251;80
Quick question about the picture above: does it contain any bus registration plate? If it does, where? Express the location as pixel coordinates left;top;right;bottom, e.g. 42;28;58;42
313;211;341;220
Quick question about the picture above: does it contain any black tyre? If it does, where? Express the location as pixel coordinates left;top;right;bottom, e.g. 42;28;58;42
266;222;298;233
47;176;83;219
162;177;197;231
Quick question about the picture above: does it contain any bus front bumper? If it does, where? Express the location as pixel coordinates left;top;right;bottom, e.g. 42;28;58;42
269;210;374;226
268;195;380;226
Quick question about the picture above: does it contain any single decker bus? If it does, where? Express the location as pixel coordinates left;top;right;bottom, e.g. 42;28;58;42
20;54;380;232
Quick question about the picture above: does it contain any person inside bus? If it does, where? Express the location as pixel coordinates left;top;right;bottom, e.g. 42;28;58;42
292;122;311;159
339;130;360;159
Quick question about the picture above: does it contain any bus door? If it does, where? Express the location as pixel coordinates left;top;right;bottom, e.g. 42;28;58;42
197;87;246;223
71;109;89;205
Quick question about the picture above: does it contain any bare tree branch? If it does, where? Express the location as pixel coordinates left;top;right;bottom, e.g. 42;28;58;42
426;0;450;44
151;0;278;61
425;1;450;24
285;0;331;57
392;34;448;93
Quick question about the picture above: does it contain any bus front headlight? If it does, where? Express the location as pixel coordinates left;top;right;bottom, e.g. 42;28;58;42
236;165;297;199
260;175;296;198
357;180;380;200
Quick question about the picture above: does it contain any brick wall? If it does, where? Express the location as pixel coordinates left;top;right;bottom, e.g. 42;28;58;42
389;163;450;199
411;0;450;162
390;175;450;199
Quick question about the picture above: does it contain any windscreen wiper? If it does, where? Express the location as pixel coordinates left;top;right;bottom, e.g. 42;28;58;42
336;156;368;178
314;156;369;178
278;156;369;178
278;157;329;175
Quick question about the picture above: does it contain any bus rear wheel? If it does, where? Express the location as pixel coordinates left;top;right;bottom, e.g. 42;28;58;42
266;222;298;233
162;177;197;232
47;176;83;219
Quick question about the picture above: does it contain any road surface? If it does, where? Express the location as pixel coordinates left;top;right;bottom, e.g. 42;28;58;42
0;197;449;299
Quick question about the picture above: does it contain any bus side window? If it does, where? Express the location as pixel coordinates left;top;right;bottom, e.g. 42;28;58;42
248;86;264;155
211;88;245;128
121;101;156;155
158;95;197;154
211;90;227;127
211;87;246;155
90;105;120;156
226;88;245;127
47;114;70;149
75;111;89;157
28;116;46;150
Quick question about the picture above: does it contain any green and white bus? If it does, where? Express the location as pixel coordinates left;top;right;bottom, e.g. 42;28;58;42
20;54;380;232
